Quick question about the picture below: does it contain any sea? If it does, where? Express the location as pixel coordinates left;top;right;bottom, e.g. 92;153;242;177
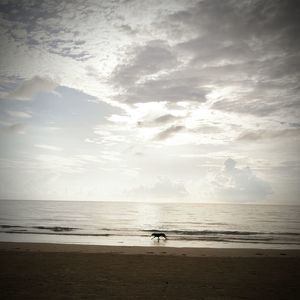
0;200;300;249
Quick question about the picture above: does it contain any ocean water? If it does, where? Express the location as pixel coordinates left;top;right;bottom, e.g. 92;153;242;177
0;200;300;249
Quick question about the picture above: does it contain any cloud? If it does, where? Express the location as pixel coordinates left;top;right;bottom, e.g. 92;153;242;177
35;153;104;174
0;1;96;62
34;144;63;152
127;177;188;200
113;40;177;86
211;158;272;201
0;0;299;203
211;75;300;117
170;0;300;55
137;114;183;127
108;0;300;114
112;39;209;104
8;76;58;100
237;129;300;141
0;123;26;134
157;0;300;117
153;114;181;124
118;24;137;35
154;125;185;141
152;123;223;142
6;110;32;119
116;77;208;103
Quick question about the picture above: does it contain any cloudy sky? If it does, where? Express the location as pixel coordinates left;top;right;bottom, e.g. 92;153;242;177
0;0;299;203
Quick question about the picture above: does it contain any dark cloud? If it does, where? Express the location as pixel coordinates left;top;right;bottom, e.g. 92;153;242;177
212;97;282;117
154;125;185;141
167;0;299;115
208;60;300;116
111;0;300;114
170;0;300;54
112;37;207;103
153;114;181;124
117;77;208;103
237;129;300;141
178;37;255;66
0;1;59;28
113;40;177;86
137;114;183;127
112;38;209;103
140;118;222;139
46;40;93;61
0;1;94;61
289;122;300;128
118;24;137;35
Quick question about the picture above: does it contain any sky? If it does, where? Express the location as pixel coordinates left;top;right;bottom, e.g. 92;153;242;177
0;0;299;203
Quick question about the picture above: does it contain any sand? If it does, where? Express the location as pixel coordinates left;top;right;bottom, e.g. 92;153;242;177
1;242;300;299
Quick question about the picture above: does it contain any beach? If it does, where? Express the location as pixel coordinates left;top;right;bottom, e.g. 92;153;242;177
1;242;300;300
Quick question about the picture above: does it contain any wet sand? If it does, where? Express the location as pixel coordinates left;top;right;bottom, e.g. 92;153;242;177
1;242;300;299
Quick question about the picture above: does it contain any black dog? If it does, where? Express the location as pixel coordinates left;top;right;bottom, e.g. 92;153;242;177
151;232;167;240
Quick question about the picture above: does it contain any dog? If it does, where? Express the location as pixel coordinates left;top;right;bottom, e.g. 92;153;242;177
151;232;167;240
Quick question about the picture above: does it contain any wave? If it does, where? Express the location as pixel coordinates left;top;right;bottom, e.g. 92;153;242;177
1;224;300;237
2;229;300;246
143;229;300;236
1;231;111;237
0;224;300;236
1;224;300;247
0;225;77;232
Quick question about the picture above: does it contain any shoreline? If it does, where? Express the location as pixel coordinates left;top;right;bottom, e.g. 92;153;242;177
1;241;300;257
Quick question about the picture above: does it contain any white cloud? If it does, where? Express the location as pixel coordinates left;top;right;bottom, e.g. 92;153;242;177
211;158;272;202
0;123;26;134
6;110;32;119
34;144;63;152
126;177;188;201
35;154;98;174
8;76;58;100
